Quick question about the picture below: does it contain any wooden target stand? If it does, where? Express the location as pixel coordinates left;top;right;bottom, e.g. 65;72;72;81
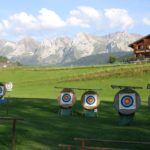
147;84;150;107
55;87;101;117
111;85;142;125
56;87;76;116
0;83;8;115
0;82;13;115
81;89;101;117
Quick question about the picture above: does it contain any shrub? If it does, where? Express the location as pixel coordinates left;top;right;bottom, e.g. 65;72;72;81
109;56;116;63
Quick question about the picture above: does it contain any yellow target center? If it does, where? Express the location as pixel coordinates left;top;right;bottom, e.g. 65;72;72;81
125;99;130;104
88;98;93;103
64;96;69;100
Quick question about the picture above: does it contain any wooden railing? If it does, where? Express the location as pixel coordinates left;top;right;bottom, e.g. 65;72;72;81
0;117;24;150
58;138;150;150
135;49;150;53
58;144;120;150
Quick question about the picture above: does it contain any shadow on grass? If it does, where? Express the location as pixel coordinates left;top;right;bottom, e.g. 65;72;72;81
0;97;149;150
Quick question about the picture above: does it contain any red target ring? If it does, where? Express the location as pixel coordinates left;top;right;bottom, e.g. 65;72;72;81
121;95;134;108
62;93;71;103
86;96;95;105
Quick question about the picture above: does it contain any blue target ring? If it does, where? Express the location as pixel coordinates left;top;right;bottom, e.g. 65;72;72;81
86;95;95;105
62;93;71;103
0;87;3;93
121;95;134;108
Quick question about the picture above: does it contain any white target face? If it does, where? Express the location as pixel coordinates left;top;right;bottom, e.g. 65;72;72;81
119;93;136;110
5;82;13;91
0;86;4;96
84;94;97;107
60;92;73;105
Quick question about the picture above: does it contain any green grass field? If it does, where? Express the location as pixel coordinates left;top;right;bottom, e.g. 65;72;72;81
0;63;150;150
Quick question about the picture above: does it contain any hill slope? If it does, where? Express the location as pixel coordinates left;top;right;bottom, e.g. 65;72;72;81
0;64;150;150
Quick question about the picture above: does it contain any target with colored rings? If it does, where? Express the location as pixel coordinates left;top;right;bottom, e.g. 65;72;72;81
114;89;141;115
58;89;76;108
84;94;98;108
119;93;136;110
85;96;96;105
60;92;74;106
62;93;71;103
81;91;100;110
121;95;134;107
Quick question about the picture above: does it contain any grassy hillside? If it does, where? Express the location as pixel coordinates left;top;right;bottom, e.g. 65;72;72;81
0;63;150;150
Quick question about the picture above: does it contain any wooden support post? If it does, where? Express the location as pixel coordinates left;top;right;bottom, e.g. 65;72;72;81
68;145;71;150
81;140;85;150
0;117;23;150
12;119;17;150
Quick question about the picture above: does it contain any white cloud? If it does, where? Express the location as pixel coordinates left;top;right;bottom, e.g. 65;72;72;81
0;6;135;39
143;17;150;25
10;12;37;28
67;17;90;28
38;8;66;28
104;8;134;30
2;12;38;34
1;8;66;36
67;7;134;30
78;6;101;20
67;6;101;27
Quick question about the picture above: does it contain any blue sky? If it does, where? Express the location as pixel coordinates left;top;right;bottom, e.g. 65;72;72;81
0;0;149;40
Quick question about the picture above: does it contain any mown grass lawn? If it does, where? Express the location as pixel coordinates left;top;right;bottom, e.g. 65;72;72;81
0;63;150;150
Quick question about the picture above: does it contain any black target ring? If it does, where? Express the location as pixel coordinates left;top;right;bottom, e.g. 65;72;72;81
62;93;71;103
114;88;141;115
121;95;134;108
0;87;3;94
86;95;95;105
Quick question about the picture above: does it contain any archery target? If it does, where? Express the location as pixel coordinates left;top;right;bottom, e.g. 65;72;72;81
119;94;136;110
57;88;76;108
60;92;73;105
84;94;97;107
81;91;100;110
0;86;5;97
5;82;13;91
114;88;141;115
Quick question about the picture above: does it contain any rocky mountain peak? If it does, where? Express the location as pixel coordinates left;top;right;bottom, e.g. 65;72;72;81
0;32;142;65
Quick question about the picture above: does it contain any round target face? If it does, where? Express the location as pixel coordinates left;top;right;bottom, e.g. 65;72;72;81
114;89;141;115
62;93;71;102
86;95;96;105
121;95;134;108
5;82;13;91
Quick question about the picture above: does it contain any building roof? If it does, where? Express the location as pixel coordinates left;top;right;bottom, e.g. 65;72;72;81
129;34;150;47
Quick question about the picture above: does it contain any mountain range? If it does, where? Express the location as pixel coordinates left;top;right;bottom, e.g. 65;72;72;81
0;32;141;66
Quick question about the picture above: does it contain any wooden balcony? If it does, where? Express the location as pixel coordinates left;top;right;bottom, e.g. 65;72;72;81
135;49;150;54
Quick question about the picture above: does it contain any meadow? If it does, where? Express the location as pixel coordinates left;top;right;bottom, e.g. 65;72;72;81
0;63;150;150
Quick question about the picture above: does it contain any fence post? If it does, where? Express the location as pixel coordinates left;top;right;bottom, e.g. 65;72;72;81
68;145;71;150
81;140;85;150
11;119;17;150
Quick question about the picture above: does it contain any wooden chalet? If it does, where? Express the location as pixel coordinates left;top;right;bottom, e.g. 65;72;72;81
129;34;150;58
